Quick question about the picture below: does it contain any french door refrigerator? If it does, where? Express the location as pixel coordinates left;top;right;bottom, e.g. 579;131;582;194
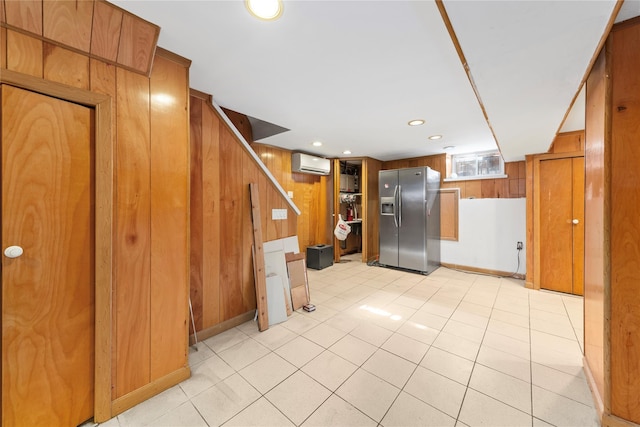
379;166;440;274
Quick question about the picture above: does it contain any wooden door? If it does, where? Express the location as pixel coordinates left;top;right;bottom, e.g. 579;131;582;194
1;85;94;426
539;157;584;295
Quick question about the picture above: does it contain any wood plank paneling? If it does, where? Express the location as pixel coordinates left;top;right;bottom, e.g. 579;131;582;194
190;98;300;333
43;0;94;52
149;53;189;380
202;103;221;328
43;43;90;89
6;30;42;77
440;188;459;241
189;97;204;333
584;47;607;408
365;158;381;262
1;27;6;69
91;0;123;62
505;162;519;179
480;179;496;198
382;155;524;199
219;125;244;320
610;21;640;423
115;67;151;398
4;0;42;34
223;107;254;143
117;12;159;75
550;131;585;154
3;0;190;418
464;180;481;199
251;143;328;250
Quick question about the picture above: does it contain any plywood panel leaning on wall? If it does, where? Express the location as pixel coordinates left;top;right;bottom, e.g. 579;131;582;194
189;92;300;342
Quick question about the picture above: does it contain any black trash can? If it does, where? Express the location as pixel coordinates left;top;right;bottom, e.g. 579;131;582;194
306;244;334;270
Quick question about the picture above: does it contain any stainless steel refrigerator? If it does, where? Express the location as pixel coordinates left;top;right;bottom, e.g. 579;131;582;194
379;166;440;274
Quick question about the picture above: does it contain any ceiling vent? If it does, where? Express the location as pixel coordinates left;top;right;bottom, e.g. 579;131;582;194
291;153;330;175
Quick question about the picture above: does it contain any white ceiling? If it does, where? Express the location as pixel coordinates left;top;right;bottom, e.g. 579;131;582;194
113;0;634;162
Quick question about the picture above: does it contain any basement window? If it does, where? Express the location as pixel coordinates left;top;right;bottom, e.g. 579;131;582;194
447;150;506;181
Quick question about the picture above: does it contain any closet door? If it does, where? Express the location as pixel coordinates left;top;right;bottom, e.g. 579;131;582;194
1;85;94;426
538;156;584;295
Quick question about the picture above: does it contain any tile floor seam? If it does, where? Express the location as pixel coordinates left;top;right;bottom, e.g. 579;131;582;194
112;257;596;427
451;275;503;425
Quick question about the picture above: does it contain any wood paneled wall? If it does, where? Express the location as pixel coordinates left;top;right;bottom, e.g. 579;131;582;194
441;161;526;199
190;94;299;338
251;144;332;249
383;154;525;199
1;1;189;420
222;107;254;143
382;153;447;177
583;17;640;426
1;0;158;75
364;158;382;262
584;45;608;418
609;18;640;424
549;130;585;154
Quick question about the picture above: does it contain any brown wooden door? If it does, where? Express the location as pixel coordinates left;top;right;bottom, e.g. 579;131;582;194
539;156;584;295
1;85;94;426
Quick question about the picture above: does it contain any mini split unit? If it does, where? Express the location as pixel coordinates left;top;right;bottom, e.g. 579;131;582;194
291;152;331;175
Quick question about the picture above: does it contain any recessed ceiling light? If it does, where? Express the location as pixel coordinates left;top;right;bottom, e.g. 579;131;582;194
443;145;456;150
428;135;442;140
343;150;352;155
245;0;283;21
408;119;425;126
312;141;323;147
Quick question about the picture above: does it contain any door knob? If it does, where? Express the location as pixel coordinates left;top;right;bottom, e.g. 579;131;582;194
572;219;579;225
4;246;23;258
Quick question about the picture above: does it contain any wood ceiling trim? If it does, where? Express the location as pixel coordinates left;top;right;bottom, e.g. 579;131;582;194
435;0;503;157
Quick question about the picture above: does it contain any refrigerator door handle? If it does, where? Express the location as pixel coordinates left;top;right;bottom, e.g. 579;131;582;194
393;185;399;227
398;185;402;227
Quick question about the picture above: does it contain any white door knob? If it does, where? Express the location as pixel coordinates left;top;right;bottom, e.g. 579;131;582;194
4;246;24;258
572;219;579;225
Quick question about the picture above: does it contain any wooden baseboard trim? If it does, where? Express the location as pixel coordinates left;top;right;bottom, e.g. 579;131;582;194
190;310;256;345
111;366;191;417
440;262;525;280
583;356;605;422
602;413;640;427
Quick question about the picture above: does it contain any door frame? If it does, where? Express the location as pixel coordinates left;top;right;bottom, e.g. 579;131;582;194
333;158;368;263
1;70;113;421
530;150;584;291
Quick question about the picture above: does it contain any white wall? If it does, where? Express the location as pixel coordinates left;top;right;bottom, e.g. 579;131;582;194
441;198;526;274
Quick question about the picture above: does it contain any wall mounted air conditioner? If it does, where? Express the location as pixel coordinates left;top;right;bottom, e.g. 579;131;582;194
291;153;331;175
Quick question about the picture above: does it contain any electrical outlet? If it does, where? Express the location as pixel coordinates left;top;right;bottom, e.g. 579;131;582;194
517;241;523;250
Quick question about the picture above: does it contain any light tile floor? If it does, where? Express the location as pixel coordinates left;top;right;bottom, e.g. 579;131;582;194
99;254;598;426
